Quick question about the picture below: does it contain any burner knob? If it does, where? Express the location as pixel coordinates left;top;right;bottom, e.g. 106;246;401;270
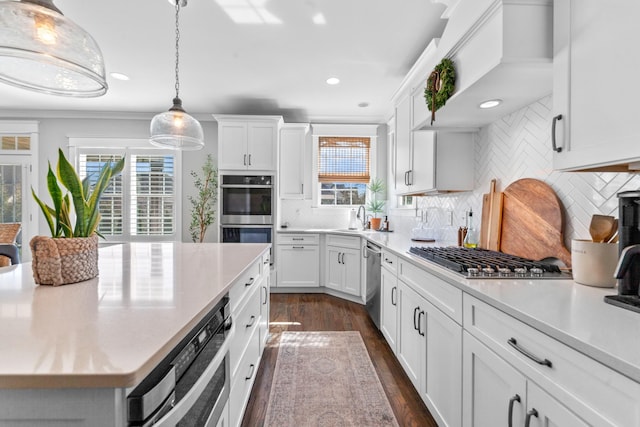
531;267;544;277
467;267;480;277
514;267;528;277
498;268;512;277
482;267;496;276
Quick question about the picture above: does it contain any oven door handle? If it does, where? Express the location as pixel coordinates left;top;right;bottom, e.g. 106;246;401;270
220;184;273;189
151;334;232;426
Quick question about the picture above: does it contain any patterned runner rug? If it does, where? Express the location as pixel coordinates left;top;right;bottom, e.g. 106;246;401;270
264;331;399;426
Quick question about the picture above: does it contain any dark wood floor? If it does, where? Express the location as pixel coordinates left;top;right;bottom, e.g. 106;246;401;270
241;293;438;427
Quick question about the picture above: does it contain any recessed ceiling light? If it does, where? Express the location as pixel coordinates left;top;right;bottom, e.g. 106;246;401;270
479;99;502;109
326;77;340;85
110;72;130;81
358;102;369;108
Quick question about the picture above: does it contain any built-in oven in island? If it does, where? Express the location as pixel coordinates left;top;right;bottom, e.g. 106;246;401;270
127;295;231;427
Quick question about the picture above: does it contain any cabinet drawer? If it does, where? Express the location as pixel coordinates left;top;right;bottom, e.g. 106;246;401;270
278;233;319;245
230;283;261;377
464;293;640;427
381;249;397;274
326;233;360;249
229;259;261;313
398;259;462;324
229;325;260;427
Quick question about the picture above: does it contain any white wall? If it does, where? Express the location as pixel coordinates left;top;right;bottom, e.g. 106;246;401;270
27;117;219;243
389;95;640;247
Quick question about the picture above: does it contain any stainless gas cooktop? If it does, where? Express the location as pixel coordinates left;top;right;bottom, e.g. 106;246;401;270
409;247;572;280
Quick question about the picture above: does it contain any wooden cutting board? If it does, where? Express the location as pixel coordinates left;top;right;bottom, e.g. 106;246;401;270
500;178;572;267
480;179;503;251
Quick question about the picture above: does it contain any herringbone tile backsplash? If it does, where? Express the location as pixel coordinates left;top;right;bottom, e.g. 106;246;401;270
402;95;640;248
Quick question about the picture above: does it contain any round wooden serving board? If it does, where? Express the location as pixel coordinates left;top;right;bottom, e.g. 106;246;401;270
499;178;571;267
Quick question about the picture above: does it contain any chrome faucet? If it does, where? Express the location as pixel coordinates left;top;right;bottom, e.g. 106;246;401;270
356;205;367;229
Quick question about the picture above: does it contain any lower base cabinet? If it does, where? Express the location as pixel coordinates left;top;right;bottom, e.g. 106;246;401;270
462;331;589;427
380;266;398;353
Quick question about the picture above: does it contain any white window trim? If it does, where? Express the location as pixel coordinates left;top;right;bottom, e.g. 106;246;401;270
311;124;378;208
68;138;182;242
0;120;39;260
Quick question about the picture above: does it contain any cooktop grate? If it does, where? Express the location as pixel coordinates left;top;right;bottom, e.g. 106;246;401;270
408;246;571;279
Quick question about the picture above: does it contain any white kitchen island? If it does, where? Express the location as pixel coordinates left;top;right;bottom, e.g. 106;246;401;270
0;242;270;426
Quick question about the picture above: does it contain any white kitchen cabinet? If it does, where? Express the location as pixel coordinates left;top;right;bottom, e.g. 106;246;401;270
463;293;640;427
276;233;319;288
397;280;426;391
215;115;282;171
552;0;640;171
380;250;398;353
324;234;361;297
394;92;474;195
279;123;310;199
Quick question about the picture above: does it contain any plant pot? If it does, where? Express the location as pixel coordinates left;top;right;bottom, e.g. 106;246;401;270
30;235;99;286
370;217;382;231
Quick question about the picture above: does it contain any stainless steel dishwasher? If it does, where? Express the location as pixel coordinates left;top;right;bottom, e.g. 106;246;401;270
364;241;382;329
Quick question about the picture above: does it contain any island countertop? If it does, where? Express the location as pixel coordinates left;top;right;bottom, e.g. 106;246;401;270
0;242;270;389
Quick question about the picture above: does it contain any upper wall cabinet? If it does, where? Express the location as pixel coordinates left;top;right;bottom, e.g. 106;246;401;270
394;0;553;131
214;115;282;171
279;123;310;199
552;0;640;171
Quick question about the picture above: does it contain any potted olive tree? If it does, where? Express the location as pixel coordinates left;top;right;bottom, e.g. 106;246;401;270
366;177;386;230
30;149;124;286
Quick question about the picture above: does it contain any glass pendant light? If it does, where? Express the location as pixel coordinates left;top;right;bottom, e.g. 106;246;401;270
0;0;107;97
150;0;204;151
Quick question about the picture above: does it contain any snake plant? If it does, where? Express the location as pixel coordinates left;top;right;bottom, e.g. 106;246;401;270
32;149;125;238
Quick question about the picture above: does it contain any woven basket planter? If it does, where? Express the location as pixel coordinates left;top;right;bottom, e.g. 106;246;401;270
30;235;99;286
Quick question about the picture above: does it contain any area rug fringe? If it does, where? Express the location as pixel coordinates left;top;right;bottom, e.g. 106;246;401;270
264;331;399;427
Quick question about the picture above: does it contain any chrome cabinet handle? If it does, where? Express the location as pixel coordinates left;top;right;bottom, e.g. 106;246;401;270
243;154;247;165
246;315;256;328
245;363;255;380
338;252;341;264
508;338;552;367
262;286;268;305
413;307;420;331
384;257;393;264
508;394;521;427
341;253;345;264
404;171;409;186
391;286;397;306
292;246;305;249
551;114;563;152
408;170;413;186
525;408;539;427
292;237;304;241
245;277;255;287
248;154;252;165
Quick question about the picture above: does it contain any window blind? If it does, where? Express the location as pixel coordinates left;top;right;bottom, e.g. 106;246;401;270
130;155;174;236
318;137;370;183
79;154;124;236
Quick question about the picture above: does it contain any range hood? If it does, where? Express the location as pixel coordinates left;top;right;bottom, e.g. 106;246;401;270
395;0;553;131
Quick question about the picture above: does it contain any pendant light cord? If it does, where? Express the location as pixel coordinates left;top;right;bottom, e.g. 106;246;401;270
174;0;181;100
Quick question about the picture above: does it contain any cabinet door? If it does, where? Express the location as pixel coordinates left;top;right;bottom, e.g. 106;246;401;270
553;0;640;170
424;301;462;427
276;245;319;287
341;247;361;297
397;281;426;391
325;246;343;291
279;126;306;199
463;331;526;427
395;95;412;192
526;382;589;427
219;122;248;170
410;131;435;193
247;122;276;170
380;267;398;353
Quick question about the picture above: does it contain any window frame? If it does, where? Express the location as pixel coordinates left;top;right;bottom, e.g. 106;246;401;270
311;124;378;208
68;138;182;242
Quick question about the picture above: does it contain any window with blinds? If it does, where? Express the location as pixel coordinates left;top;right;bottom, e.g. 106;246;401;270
318;136;370;205
78;152;175;239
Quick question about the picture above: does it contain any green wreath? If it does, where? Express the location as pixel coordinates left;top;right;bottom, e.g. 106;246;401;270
424;58;455;124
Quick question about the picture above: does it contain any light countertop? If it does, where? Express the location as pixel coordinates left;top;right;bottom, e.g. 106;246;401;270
278;228;640;383
0;242;269;389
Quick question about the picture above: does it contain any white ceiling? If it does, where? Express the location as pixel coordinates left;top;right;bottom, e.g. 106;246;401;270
0;0;448;123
